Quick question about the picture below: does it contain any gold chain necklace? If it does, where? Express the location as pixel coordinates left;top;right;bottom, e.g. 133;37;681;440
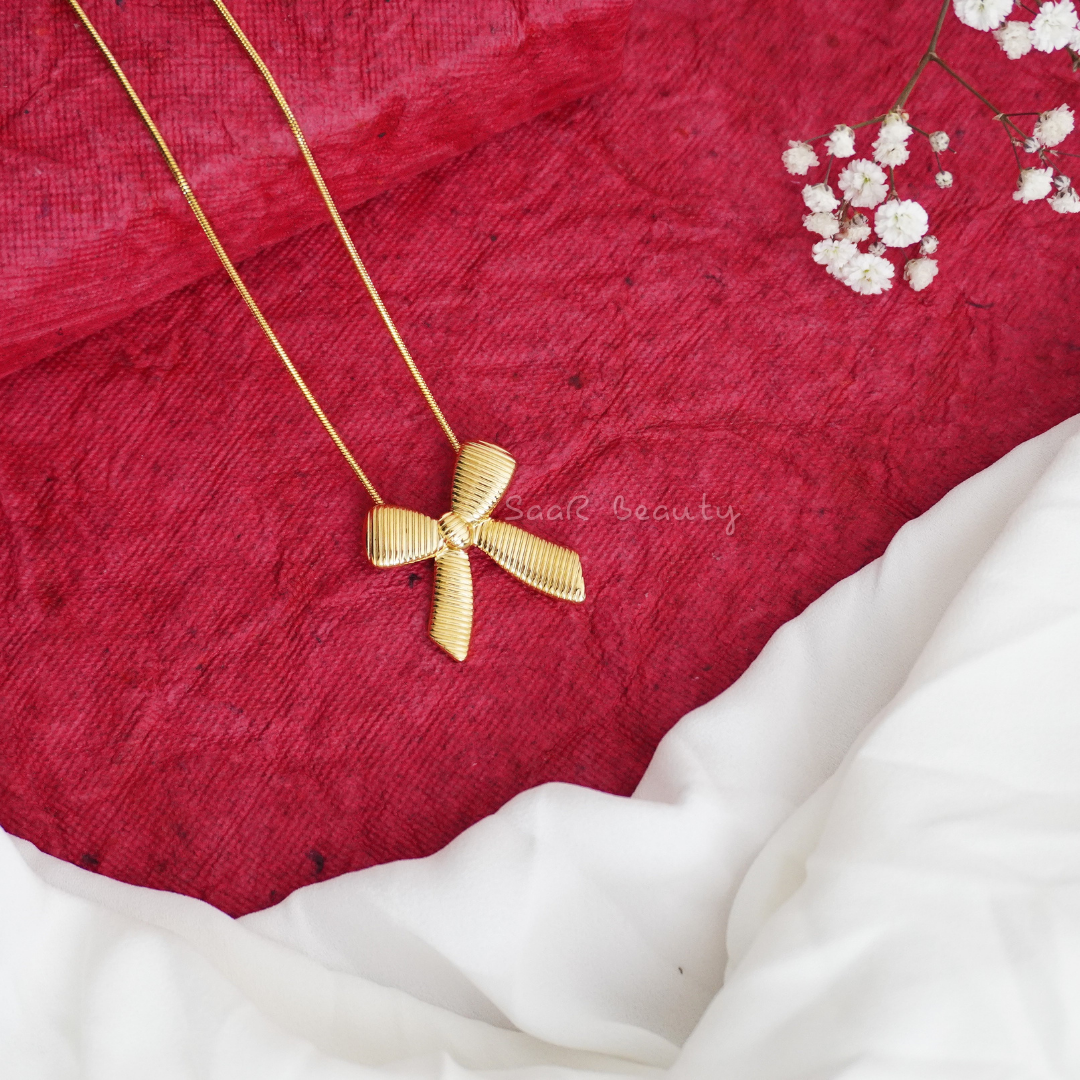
67;0;585;662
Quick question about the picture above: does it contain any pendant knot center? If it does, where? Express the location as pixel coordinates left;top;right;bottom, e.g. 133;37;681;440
438;511;474;551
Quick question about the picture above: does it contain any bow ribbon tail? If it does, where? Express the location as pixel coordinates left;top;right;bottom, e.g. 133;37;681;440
476;519;585;603
430;548;473;661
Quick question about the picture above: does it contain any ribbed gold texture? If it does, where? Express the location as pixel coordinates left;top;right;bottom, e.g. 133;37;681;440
364;441;585;661
477;519;586;603
429;549;473;662
450;442;516;523
366;506;443;567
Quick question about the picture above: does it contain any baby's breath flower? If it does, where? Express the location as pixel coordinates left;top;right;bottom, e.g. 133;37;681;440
1023;136;1041;153
935;170;955;188
825;125;857;158
868;241;887;256
874;141;911;166
783;141;820;175
1034;104;1075;147
803;183;840;213
929;131;951;152
994;19;1034;57
1050;186;1080;212
873;113;913;166
812;237;859;276
841;252;895;295
838;158;889;208
1054;173;1073;191
875;198;930;247
842;214;872;243
904;257;939;292
1030;0;1078;51
804;211;841;237
878;114;913;143
953;0;1014;31
920;234;939;255
1013;166;1055;202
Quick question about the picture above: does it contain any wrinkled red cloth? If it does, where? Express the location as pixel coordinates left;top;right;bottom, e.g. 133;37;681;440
1;0;1078;917
1;0;630;375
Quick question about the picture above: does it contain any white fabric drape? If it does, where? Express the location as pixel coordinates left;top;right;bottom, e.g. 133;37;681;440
3;414;1078;1078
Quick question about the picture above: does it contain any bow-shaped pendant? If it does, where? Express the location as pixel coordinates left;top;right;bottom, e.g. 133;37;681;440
365;442;585;661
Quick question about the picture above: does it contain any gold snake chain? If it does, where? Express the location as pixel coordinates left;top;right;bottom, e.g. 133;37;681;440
67;0;464;505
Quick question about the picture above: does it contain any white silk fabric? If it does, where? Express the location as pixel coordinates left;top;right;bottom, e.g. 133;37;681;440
3;415;1079;1078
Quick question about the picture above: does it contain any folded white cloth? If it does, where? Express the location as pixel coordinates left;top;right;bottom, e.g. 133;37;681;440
3;415;1078;1078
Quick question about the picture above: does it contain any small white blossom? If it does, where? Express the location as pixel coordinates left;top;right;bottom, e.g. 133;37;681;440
878;114;913;144
1030;0;1078;51
936;170;955;188
838;158;889;208
920;234;939;254
904;257;939;292
1013;166;1055;201
1034;104;1075;147
875;198;930;247
868;241;887;255
1054;173;1073;190
842;214;872;243
825;125;857;158
929;130;951;152
783;141;820;175
803;183;840;213
841;252;895;295
804;211;841;237
1070;25;1080;46
873;114;913;166
1050;186;1080;212
953;0;1014;31
812;237;859;276
1023;136;1041;152
874;140;911;166
994;19;1034;57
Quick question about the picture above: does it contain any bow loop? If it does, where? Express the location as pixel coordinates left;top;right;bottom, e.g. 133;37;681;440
450;442;516;523
367;506;443;567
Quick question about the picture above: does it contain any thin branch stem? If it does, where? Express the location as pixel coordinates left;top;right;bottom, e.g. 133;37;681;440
805;114;887;143
1005;124;1023;172
798;0;1058;194
930;56;1027;138
893;0;952;111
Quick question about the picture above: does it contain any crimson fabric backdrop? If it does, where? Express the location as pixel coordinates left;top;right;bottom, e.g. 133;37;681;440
2;0;1078;916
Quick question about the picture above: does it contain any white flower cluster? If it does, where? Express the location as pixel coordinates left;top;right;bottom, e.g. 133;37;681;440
786;115;941;295
956;0;1080;58
1033;103;1075;148
1009;105;1078;213
784;2;1079;297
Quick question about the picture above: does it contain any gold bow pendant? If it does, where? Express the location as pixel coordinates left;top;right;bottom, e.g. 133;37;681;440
366;442;585;661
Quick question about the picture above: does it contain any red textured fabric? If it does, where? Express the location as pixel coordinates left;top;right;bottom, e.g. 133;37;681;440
2;0;1078;917
1;0;630;376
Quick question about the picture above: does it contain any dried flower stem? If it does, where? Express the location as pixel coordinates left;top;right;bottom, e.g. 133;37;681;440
805;115;887;144
893;0;952;111
887;0;1026;143
930;57;1026;139
880;0;1044;177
